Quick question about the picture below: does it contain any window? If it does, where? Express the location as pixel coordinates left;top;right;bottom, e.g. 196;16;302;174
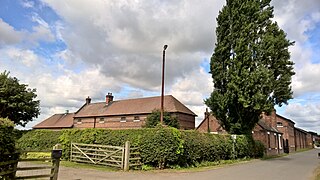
120;117;126;122
133;116;140;122
277;122;283;127
99;118;105;124
76;119;82;124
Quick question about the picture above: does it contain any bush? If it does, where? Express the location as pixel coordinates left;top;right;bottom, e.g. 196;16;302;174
17;128;264;169
139;125;183;169
0;118;18;180
252;140;265;158
0;117;15;156
16;130;62;151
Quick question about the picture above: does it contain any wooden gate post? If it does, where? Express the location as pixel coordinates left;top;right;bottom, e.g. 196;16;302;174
51;144;62;180
123;141;130;171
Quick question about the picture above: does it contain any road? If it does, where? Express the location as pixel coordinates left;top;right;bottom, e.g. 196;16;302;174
58;149;320;180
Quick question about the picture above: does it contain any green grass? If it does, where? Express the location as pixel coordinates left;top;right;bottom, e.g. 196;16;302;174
60;161;118;172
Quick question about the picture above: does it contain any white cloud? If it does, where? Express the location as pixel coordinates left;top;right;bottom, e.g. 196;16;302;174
40;0;224;91
0;19;23;46
21;0;35;8
5;48;39;67
284;102;320;132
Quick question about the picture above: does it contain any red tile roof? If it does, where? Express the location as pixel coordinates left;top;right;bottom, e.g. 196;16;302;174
33;113;74;129
74;95;197;117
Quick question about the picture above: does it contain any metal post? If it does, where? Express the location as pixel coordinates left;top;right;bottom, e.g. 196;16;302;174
160;45;168;125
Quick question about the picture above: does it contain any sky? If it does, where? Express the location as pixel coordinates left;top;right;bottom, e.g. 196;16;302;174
0;0;319;132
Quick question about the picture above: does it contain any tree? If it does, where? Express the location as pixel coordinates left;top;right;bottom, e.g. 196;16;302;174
0;71;40;126
205;0;295;134
144;109;180;129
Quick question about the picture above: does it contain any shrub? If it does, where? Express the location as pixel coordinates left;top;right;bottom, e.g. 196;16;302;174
252;140;265;158
16;130;62;151
17;128;264;169
0;117;15;156
0;118;18;180
139;125;183;169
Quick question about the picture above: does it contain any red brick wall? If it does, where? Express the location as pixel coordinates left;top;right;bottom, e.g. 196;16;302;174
270;115;296;153
73;115;146;129
73;113;195;130
252;124;283;156
306;133;314;148
173;113;195;130
196;114;227;134
295;129;308;150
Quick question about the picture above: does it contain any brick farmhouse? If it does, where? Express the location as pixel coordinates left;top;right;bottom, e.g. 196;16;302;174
197;110;319;155
33;93;197;130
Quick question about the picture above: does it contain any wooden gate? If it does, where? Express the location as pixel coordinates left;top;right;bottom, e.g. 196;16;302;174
71;143;125;169
0;147;61;180
16;149;61;180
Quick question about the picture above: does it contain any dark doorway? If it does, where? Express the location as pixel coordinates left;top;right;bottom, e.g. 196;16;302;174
283;139;289;153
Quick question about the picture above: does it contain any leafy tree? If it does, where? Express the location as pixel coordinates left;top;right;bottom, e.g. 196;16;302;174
0;71;40;126
144;109;180;129
205;0;295;134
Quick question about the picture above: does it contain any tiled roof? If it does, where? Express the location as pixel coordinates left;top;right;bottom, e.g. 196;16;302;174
74;95;197;117
257;120;282;133
33;113;74;129
276;114;295;124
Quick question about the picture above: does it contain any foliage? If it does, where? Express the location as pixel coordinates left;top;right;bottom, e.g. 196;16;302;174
18;128;264;169
139;125;183;169
205;0;295;134
0;117;15;155
0;71;40;126
16;130;62;151
0;118;18;180
252;140;265;158
144;109;180;129
179;131;234;166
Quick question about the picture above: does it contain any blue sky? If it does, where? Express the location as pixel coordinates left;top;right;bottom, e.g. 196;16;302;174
0;0;319;132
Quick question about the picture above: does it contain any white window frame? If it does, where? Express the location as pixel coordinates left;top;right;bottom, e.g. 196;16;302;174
120;117;126;122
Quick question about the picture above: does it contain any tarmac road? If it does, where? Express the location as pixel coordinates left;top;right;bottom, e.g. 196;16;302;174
58;149;320;180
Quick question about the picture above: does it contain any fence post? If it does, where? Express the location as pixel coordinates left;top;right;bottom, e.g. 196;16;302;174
50;144;62;180
123;141;130;171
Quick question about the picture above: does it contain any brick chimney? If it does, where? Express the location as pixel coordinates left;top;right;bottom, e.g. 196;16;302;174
86;96;91;105
106;93;114;105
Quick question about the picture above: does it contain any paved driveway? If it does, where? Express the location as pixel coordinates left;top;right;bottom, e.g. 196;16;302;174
58;149;320;180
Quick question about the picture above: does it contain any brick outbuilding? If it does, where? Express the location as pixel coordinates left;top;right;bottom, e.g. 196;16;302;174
34;93;197;130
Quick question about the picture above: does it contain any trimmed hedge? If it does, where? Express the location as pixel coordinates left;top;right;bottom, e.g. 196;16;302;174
17;127;265;168
16;130;62;151
0;118;16;156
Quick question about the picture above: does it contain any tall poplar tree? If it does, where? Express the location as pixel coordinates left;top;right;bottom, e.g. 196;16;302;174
205;0;295;134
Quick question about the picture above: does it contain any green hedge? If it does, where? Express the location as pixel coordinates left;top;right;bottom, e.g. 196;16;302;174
0;118;16;156
17;127;265;168
16;130;62;151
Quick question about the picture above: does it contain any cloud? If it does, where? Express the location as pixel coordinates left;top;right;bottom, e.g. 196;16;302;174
21;0;35;8
272;0;320;42
40;0;224;91
5;48;40;67
284;102;320;132
0;19;23;46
